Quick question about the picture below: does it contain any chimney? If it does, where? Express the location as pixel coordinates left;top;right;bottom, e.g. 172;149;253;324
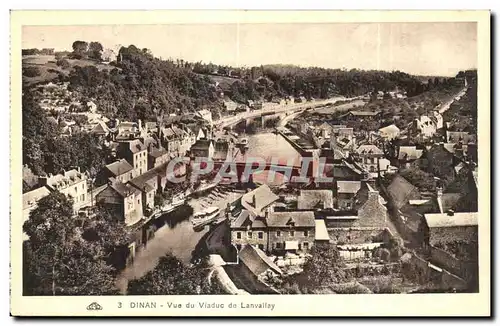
138;119;142;132
252;194;257;208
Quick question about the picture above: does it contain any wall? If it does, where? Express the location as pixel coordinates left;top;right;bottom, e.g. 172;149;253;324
231;228;269;252
429;226;478;247
327;227;390;244
267;226;315;253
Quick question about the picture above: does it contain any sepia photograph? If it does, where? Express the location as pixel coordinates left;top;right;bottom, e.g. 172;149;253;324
10;10;491;317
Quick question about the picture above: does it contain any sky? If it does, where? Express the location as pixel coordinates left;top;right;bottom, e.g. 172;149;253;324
22;22;477;76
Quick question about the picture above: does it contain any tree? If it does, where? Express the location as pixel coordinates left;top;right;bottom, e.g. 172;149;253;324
88;42;104;61
127;254;225;295
23;192;124;295
72;41;89;59
296;243;349;289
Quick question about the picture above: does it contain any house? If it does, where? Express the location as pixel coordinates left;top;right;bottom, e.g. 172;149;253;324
432;111;444;129
241;184;280;217
421;211;478;249
317;122;333;138
397;146;424;168
238;244;283;277
96;180;143;226
197;109;213;124
446;131;475;144
223;100;239;113
325;183;390;244
354;144;384;174
148;146;169;170
266;211;315;253
117;139;148;176
378;124;400;141
39;169;89;213
189;139;215;160
413;115;437;138
88;120;110;138
297;190;334;210
128;169;159;215
22;186;51;223
116;121;139;139
331;125;354;139
96;159;135;186
335;181;362;210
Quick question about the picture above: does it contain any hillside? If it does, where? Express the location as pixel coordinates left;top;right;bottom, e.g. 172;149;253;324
22;54;117;86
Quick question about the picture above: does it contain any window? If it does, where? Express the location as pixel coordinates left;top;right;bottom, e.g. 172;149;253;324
138;199;140;204
247;231;252;239
346;202;351;209
303;242;309;250
135;164;138;169
236;232;241;239
276;242;282;249
290;231;295;237
74;186;77;193
304;230;309;237
258;244;264;251
81;194;85;202
298;243;302;250
82;184;84;189
130;173;133;179
276;231;281;237
258;232;263;239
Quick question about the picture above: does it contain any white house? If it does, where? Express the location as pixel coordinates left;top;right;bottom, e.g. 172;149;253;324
378;124;400;141
414;115;437;138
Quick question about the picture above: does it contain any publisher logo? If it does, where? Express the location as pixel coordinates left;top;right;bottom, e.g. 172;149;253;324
87;302;103;311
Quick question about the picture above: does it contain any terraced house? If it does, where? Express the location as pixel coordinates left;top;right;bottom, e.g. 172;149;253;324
230;185;316;254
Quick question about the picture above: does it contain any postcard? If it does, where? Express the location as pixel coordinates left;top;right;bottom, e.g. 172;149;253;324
10;10;491;317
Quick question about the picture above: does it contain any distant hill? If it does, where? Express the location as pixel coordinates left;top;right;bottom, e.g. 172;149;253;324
22;54;117;86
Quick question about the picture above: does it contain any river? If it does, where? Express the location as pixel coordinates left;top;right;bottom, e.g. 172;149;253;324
118;131;303;292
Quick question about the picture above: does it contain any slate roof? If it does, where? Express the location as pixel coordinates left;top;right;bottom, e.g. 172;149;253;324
23;186;50;208
424;212;478;228
106;159;134;176
128;169;158;190
336;181;362;194
297;190;334;210
191;139;213;150
379;124;400;134
355;144;384;155
387;175;420;209
241;184;279;217
231;210;267;229
238;245;282;276
109;181;140;198
266;211;315;228
398;146;424;161
120;139;146;154
149;146;168;158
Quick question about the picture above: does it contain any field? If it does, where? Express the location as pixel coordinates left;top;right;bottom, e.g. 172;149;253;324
22;54;118;86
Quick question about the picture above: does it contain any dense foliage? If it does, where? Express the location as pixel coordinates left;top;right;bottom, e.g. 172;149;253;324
127;254;226;295
22;89;110;176
23;192;130;295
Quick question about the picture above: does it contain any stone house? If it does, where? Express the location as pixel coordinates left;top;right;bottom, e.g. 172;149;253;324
335;180;362;210
96;180;143;226
95;159;135;186
354;144;384;174
189;139;215;160
117;139;148;176
128;169;159;214
378;124;401;141
22;186;51;224
325;183;390;244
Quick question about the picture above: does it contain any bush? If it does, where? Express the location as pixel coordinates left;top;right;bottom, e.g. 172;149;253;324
56;59;71;69
22;66;41;77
